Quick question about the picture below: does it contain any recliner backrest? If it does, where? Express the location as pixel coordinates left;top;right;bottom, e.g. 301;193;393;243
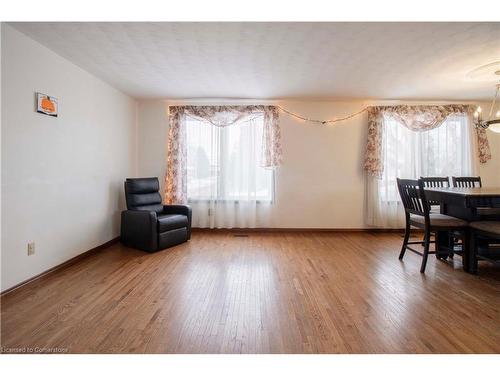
124;177;163;213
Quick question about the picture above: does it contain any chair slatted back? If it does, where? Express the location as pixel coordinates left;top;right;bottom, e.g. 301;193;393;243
420;176;450;188
396;178;430;218
452;176;482;188
420;177;449;206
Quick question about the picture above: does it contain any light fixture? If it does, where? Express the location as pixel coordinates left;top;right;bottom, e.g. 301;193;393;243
473;81;500;134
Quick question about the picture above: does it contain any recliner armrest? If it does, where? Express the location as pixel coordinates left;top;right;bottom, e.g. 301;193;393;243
120;210;158;252
162;204;191;216
162;205;192;240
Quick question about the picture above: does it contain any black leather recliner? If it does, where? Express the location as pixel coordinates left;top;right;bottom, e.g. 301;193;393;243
120;177;192;252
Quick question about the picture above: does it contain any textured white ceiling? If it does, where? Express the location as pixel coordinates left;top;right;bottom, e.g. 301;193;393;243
10;22;500;100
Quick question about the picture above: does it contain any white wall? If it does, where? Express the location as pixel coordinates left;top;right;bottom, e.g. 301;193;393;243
477;108;500;187
0;23;3;288
484;138;500;186
137;100;169;179
271;101;368;228
136;99;500;229
1;24;137;291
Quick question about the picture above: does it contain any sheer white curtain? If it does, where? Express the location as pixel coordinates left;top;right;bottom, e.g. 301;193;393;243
366;113;475;228
186;114;274;228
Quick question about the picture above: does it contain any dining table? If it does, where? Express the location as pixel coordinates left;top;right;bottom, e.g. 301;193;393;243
424;186;500;273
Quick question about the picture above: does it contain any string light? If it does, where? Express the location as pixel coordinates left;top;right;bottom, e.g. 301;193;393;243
277;106;369;125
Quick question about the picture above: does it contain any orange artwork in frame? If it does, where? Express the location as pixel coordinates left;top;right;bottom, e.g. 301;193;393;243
36;93;58;117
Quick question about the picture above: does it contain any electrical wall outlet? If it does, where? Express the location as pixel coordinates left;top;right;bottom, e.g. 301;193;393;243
27;242;35;256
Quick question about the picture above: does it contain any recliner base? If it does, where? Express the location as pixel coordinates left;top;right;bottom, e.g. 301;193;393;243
158;228;188;251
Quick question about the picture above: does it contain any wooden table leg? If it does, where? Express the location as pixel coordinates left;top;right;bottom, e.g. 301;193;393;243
466;230;478;274
436;203;450;260
435;230;449;260
462;228;473;273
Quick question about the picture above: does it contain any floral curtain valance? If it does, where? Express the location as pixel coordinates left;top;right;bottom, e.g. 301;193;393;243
363;104;491;177
164;105;282;204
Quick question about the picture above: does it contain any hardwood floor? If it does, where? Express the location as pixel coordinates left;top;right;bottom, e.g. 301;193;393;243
1;231;499;353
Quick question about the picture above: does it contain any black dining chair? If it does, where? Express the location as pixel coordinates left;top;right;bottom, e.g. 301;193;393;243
420;177;450;212
469;221;500;274
452;176;482;188
419;177;453;251
396;178;469;273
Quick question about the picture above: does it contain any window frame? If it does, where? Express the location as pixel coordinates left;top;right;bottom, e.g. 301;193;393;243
186;114;276;204
379;113;472;204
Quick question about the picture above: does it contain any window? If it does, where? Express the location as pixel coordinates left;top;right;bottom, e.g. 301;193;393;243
186;113;274;202
379;113;473;203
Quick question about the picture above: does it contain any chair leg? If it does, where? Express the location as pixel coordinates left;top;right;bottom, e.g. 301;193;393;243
399;220;410;260
420;230;430;273
421;232;434;246
448;232;455;258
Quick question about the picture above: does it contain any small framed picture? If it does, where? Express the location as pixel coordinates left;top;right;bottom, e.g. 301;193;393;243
36;93;58;117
